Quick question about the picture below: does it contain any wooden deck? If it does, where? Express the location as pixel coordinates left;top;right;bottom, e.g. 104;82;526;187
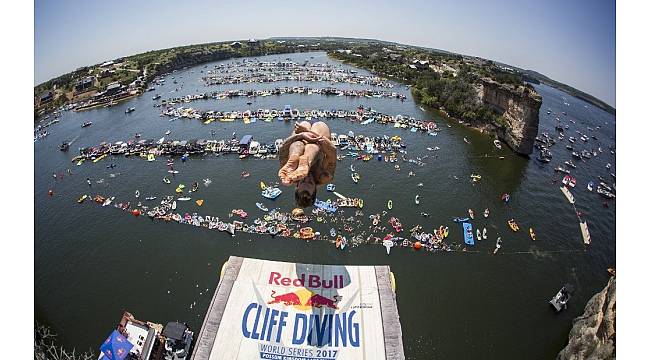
190;256;405;360
190;256;243;360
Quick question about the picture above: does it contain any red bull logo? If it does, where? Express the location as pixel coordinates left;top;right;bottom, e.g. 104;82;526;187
266;288;341;311
306;294;340;309
267;290;302;306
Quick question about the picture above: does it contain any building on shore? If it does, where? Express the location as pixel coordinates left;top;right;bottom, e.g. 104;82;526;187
74;76;95;93
36;90;53;106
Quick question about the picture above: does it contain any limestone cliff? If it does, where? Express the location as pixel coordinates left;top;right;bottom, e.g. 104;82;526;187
477;79;542;155
557;277;616;360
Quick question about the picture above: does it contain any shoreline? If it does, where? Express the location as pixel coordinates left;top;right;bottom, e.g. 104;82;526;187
73;92;140;112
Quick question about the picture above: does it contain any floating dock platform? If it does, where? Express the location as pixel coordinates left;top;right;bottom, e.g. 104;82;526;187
191;256;405;360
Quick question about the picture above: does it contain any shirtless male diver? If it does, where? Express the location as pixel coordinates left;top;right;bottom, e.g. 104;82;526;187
278;121;337;208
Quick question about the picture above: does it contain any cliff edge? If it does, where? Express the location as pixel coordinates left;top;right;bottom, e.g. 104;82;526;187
477;79;542;155
557;277;616;360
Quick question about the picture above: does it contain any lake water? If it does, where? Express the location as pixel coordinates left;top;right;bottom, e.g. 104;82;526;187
35;51;616;359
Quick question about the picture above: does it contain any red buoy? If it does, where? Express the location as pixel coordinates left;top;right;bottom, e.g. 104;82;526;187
413;241;422;250
132;209;141;217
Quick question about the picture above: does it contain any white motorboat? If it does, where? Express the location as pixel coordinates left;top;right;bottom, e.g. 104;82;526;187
549;284;574;312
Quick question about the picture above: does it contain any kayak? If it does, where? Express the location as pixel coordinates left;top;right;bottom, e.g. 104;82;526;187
529;228;537;241
76;159;85;166
196;199;204;206
463;222;474;245
415;195;420;205
387;200;393;210
332;191;347;200
77;194;88;203
93;154;107;163
260;181;267;190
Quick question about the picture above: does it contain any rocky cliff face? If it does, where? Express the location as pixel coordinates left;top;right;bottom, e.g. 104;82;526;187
477;79;542;155
557;277;616;360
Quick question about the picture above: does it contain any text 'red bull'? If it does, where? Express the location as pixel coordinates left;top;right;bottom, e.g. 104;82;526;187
242;302;360;347
268;272;345;289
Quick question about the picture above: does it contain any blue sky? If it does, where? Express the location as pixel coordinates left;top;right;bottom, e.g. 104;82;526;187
35;0;615;107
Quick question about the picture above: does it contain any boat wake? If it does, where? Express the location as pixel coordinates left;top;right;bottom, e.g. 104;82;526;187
68;135;80;145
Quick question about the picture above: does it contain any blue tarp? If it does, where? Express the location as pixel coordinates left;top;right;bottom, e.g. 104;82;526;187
99;330;133;360
463;222;475;246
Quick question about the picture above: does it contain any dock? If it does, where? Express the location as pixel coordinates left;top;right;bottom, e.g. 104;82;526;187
191;256;405;360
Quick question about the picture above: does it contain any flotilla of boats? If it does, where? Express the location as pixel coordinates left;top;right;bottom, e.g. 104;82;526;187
203;61;395;88
71;132;410;166
159;105;440;135
158;86;406;106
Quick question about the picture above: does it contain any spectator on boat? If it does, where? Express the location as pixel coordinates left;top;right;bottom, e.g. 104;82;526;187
278;121;337;208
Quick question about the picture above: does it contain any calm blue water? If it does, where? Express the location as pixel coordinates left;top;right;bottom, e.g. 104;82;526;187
35;52;615;359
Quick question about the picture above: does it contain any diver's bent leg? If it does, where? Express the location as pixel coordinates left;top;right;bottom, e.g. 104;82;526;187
279;141;305;185
289;143;320;182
